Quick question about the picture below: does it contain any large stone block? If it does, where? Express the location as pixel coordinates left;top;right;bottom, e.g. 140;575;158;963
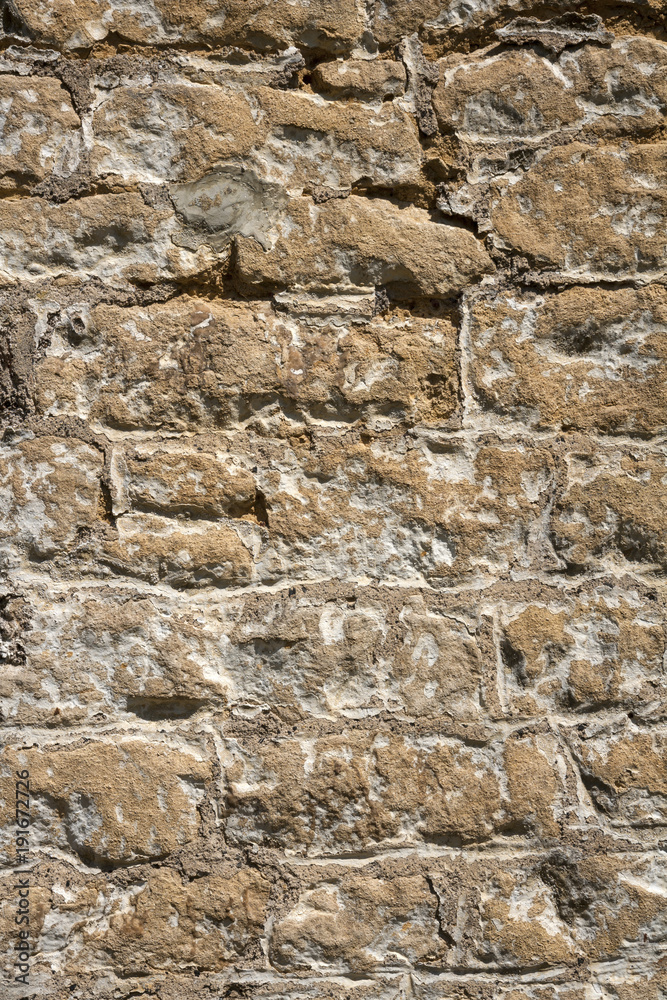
222;726;583;854
552;440;667;573
0;194;213;288
495;580;667;719
468;284;667;435
1;584;487;726
234;194;494;297
0;75;81;193
0;739;211;866
34;296;460;431
0;863;269;979
272;852;667;973
12;0;366;53
489;142;667;281
92;83;420;190
0;434;102;571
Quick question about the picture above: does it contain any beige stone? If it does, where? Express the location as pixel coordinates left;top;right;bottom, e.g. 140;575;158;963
1;585;487;726
490;142;667;281
552;441;667;573
0;864;269;977
235;194;494;297
566;721;667;829
222;727;578;854
271;871;445;972
468;284;667;435
0;75;81;193
92;82;420;191
497;581;667;718
12;0;365;52
434;49;579;144
0;739;211;864
0;434;102;570
0;193;215;288
312;59;407;100
34;295;460;431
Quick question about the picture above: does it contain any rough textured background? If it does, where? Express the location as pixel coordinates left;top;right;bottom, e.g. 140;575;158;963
1;1;667;998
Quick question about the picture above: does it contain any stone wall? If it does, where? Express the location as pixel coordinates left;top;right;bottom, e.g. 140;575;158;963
1;1;667;997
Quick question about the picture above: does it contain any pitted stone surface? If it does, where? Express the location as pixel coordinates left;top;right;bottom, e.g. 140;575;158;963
1;4;667;999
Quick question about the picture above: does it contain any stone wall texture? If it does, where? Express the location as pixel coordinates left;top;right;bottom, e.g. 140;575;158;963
1;1;667;998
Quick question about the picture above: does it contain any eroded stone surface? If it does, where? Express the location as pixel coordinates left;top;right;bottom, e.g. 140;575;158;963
468;284;667;434
1;4;667;998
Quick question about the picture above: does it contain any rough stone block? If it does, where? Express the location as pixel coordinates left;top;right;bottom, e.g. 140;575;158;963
312;59;407;100
0;75;81;193
489;142;667;281
496;580;667;719
34;296;460;431
222;726;582;854
0;739;211;866
12;0;366;53
552;441;667;573
234;195;494;297
468;284;667;435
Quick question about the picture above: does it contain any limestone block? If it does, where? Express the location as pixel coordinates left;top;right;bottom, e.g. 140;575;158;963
12;0;365;53
0;434;102;570
489;142;667;281
34;296;460;431
234;194;494;297
468;284;667;435
270;871;446;972
312;59;407;100
565;720;667;829
0;194;215;288
0;75;81;193
0;739;211;865
1;585;487;726
496;580;667;718
222;726;582;854
552;441;667;573
0;864;269;978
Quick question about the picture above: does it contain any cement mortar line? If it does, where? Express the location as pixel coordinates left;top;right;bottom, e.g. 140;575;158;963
2;707;666;742
6;563;667;602
50;418;667;450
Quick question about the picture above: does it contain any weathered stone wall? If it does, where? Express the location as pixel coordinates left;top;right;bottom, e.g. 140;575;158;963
1;1;667;997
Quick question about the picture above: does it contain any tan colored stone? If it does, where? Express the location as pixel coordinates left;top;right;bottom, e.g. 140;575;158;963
91;83;260;185
222;727;578;854
0;75;81;193
13;0;365;53
0;193;215;288
93;82;420;190
312;59;407;100
0;864;269;977
119;448;257;519
271;872;445;973
0;434;102;570
0;739;211;865
235;194;494;297
565;37;667;141
372;1;667;49
498;582;667;718
552;442;667;573
490;142;667;280
566;721;667;829
34;296;460;431
434;49;579;143
469;284;667;435
1;585;486;726
99;512;254;588
250;87;421;190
